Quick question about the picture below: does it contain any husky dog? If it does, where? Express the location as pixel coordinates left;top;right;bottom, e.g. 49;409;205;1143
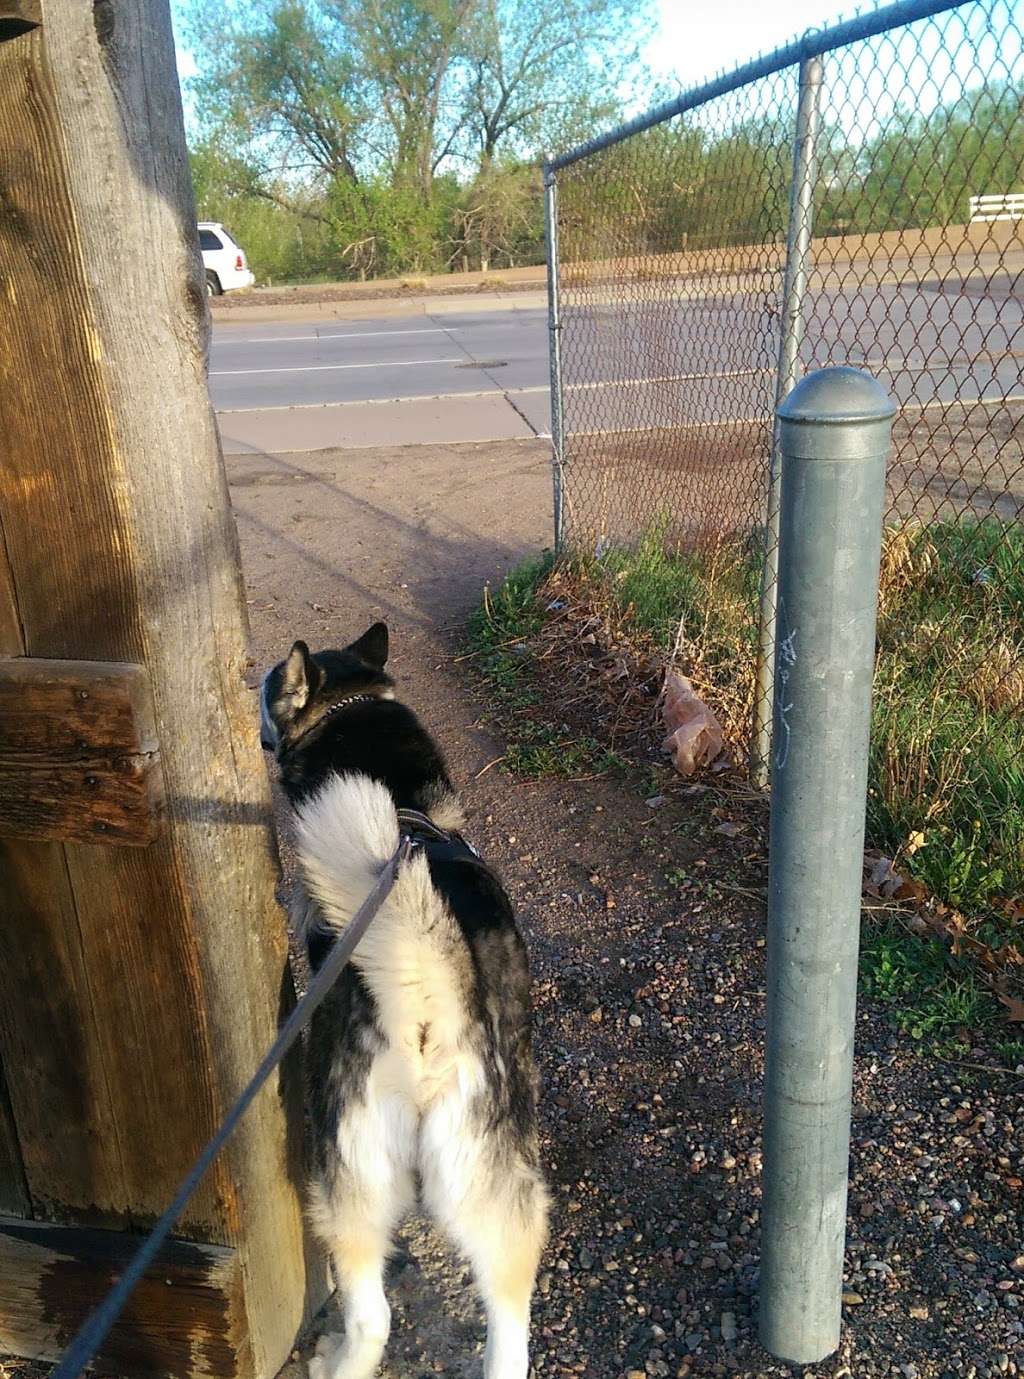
261;625;549;1379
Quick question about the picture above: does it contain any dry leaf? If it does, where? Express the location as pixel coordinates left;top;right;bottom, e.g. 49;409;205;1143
714;821;743;839
864;855;904;900
661;670;724;777
906;830;926;855
996;990;1024;1022
894;878;929;904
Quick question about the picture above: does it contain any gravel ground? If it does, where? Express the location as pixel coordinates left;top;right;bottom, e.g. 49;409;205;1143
4;437;1020;1379
231;439;1022;1379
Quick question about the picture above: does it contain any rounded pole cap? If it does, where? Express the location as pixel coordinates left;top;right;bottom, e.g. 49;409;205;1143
779;367;896;425
778;367;896;461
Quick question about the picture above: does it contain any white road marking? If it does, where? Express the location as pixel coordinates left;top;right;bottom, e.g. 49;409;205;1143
215;385;548;413
211;357;463;376
214;327;452;344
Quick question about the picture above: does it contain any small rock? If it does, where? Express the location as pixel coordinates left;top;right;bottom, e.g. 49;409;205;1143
720;1311;737;1342
842;1292;865;1306
909;1303;929;1320
579;1248;593;1269
629;1014;643;1028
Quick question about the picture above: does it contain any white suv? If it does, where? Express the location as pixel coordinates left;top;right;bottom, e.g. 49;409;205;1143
198;222;255;295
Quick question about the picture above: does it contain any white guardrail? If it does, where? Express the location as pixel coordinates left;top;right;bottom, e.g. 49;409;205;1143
969;192;1024;222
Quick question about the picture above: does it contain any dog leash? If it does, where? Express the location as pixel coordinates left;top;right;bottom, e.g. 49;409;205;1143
51;834;413;1379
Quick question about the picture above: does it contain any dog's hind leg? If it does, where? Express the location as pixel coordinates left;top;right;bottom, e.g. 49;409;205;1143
308;1100;416;1379
420;1098;548;1379
471;1187;547;1379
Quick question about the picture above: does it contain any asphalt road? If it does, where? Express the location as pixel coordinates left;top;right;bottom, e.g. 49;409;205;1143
211;309;552;452
212;280;1023;455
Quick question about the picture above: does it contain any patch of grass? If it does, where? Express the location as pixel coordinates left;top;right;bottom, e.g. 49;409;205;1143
467;554;553;708
503;721;624;779
474;517;1023;1045
992;1037;1024;1069
860;922;1000;1044
569;516;1023;932
868;520;1024;927
571;524;761;744
469;554;553;650
467;553;624;779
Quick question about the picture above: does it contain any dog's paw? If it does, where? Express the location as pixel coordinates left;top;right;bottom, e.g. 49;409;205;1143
307;1332;342;1379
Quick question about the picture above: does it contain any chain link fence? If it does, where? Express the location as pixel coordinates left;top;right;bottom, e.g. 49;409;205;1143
545;0;1023;926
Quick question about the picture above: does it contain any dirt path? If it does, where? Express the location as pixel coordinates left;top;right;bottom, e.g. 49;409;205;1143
6;438;1017;1379
231;441;1023;1379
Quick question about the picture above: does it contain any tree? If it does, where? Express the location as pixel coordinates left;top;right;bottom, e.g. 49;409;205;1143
462;0;653;168
187;0;365;183
328;0;476;194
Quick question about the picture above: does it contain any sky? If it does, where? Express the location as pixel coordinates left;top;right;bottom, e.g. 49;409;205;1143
173;0;1023;145
174;1;880;98
645;0;855;88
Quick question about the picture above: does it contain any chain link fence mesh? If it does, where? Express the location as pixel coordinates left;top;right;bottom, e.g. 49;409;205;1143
549;0;1023;924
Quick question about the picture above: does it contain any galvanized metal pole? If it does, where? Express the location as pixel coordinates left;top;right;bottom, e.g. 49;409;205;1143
543;163;566;549
760;367;895;1365
752;53;824;787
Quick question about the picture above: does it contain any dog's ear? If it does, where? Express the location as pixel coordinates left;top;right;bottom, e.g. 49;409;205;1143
273;640;323;722
350;621;388;669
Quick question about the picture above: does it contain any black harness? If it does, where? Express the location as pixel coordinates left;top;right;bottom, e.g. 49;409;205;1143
396;806;483;866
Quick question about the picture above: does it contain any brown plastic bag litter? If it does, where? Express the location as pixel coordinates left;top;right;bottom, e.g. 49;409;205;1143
661;670;724;775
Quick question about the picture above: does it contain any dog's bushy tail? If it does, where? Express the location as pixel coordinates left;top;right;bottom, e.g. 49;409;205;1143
293;773;465;1005
294;772;401;932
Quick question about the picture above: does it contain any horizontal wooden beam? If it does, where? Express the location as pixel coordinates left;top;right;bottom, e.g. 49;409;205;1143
0;1;42;35
0;658;163;845
0;1216;250;1379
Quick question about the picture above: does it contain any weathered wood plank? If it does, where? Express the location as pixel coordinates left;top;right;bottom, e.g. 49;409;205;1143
0;1064;29;1218
0;658;164;845
0;1216;250;1379
0;1;41;35
0;840;129;1225
0;8;312;1374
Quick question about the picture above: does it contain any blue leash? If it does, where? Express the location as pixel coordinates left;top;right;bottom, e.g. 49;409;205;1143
51;837;412;1379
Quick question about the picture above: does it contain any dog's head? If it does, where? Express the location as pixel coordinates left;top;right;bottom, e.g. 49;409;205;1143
260;623;392;752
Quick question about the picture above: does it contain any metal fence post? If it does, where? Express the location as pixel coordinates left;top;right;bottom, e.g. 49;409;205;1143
752;53;824;787
760;367;895;1364
543;162;566;549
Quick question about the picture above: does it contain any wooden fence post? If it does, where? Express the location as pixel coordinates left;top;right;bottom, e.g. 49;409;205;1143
0;4;314;1375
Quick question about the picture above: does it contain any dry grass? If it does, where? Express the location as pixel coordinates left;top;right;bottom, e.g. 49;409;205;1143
479;515;1023;962
473;522;1024;1030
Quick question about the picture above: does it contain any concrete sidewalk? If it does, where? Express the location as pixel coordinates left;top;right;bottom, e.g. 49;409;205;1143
217;387;551;453
212;289;547;326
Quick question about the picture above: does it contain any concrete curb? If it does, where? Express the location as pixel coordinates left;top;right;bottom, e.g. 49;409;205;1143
211;290;548;326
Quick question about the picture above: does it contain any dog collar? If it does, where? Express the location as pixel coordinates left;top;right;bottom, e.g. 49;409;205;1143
276;692;382;756
321;694;379;719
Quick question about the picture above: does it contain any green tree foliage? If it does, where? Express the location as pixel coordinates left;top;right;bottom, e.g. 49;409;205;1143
179;0;1024;285
818;81;1024;233
179;0;653;281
